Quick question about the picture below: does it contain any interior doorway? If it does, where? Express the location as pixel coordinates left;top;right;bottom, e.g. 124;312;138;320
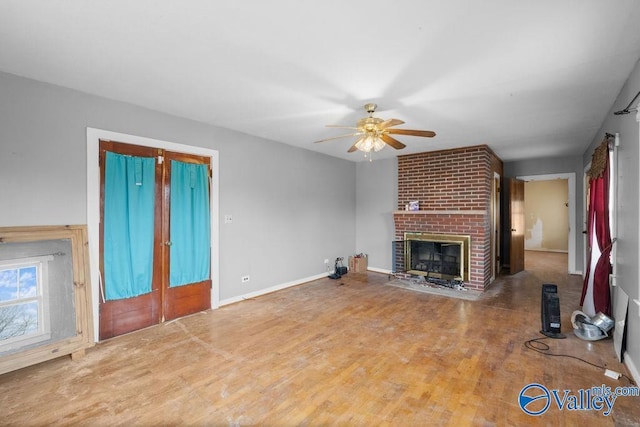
523;179;569;252
517;173;577;274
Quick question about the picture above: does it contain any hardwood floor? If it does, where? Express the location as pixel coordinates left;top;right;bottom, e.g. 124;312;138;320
1;251;638;426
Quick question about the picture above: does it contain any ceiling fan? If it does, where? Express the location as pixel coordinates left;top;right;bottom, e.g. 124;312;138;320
315;103;436;154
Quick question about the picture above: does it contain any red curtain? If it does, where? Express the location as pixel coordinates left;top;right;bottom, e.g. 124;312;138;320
581;147;612;315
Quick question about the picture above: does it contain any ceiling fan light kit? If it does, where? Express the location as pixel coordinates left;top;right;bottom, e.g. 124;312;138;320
355;134;386;152
315;103;436;159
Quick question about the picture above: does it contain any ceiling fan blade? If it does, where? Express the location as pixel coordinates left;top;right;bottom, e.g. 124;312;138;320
386;128;436;137
380;134;406;150
378;118;405;129
326;125;359;130
314;132;361;143
347;140;361;153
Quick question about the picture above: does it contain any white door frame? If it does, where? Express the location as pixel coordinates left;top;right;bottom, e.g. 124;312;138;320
86;128;220;342
516;173;577;274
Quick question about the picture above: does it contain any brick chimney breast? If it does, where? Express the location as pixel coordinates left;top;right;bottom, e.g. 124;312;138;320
393;145;503;291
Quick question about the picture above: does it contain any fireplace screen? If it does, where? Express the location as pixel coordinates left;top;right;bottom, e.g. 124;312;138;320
393;233;471;281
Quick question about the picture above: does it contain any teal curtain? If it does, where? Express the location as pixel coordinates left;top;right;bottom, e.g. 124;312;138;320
104;152;156;300
169;160;211;287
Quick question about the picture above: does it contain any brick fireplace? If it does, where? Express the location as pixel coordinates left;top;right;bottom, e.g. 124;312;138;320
393;145;502;291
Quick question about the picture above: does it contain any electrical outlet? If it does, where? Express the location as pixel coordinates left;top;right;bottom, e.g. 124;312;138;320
224;215;233;223
241;275;250;283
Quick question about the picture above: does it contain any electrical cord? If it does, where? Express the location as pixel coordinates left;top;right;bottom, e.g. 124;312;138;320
524;335;636;386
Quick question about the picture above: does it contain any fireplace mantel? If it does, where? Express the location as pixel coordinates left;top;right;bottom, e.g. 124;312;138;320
394;210;486;215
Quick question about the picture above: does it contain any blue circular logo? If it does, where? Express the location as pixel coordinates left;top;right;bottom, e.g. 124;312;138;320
518;383;551;416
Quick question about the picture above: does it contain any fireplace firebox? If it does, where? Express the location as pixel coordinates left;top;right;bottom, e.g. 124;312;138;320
403;232;471;281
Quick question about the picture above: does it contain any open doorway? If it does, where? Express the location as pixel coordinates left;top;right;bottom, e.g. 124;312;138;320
517;173;577;274
524;179;569;252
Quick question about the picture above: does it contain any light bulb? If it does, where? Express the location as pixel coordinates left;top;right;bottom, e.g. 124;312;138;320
373;137;385;151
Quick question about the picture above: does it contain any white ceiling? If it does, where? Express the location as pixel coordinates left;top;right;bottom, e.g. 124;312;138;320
2;1;640;162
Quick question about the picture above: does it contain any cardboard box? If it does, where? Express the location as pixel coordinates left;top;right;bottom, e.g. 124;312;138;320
348;255;368;273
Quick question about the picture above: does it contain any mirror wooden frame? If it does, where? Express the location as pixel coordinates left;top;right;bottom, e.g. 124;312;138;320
0;225;94;375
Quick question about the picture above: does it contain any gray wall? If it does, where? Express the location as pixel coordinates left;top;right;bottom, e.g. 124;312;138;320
582;59;640;380
355;158;397;272
0;71;356;303
503;155;584;272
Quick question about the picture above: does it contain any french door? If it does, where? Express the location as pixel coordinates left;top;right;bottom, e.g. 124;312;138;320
98;140;211;340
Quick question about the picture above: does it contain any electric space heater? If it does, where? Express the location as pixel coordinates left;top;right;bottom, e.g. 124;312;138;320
541;284;565;339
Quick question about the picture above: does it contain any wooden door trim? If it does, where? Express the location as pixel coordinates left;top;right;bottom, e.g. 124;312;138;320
509;178;525;274
492;172;501;279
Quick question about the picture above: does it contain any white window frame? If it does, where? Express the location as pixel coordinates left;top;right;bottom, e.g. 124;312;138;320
0;255;53;352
